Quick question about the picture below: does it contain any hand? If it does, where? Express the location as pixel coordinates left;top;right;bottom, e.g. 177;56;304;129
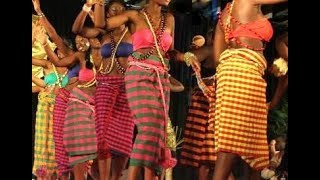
269;64;281;77
86;0;98;6
32;0;41;13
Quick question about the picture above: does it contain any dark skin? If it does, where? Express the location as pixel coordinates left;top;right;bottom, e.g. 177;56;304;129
268;32;288;110
73;1;133;180
172;42;234;180
93;0;198;179
213;1;287;180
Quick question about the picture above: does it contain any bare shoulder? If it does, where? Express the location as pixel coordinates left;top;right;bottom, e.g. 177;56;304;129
166;13;175;23
125;10;140;17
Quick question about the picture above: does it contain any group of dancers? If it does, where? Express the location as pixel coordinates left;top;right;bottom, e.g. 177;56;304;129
32;0;288;179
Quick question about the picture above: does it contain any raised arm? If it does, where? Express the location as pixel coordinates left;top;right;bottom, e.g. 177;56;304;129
32;0;71;56
105;10;138;30
36;32;78;67
32;57;50;68
93;0;106;28
72;1;104;38
32;76;46;88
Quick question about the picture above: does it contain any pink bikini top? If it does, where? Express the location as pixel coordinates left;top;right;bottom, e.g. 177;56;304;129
132;29;173;52
79;68;94;82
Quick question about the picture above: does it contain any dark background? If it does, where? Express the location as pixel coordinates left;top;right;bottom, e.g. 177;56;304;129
32;0;288;179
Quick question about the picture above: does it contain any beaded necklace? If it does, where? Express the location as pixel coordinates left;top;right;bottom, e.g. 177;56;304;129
52;64;68;88
131;9;167;62
99;28;128;74
220;0;266;51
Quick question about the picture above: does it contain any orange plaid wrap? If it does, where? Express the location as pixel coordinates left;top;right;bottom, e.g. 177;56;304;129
212;48;269;170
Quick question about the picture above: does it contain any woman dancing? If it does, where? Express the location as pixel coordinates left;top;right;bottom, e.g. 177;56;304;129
93;0;199;178
211;0;287;179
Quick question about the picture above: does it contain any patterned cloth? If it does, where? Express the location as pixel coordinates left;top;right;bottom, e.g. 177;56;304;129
63;87;97;167
212;48;269;170
95;74;134;158
53;88;71;176
180;84;216;167
33;92;57;177
126;52;170;169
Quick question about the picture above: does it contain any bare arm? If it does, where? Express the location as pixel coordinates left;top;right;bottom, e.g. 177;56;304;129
269;74;288;109
93;2;106;28
32;0;71;56
79;27;105;39
43;43;79;67
169;14;175;51
275;32;288;61
72;3;92;34
213;20;227;65
32;76;46;88
253;0;287;5
72;2;105;38
32;57;50;68
269;32;288;109
105;10;138;30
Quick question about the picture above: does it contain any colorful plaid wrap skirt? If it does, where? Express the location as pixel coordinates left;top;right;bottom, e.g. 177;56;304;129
53;88;71;176
95;74;134;158
125;52;170;169
33;92;57;177
180;84;216;168
212;48;269;170
63;87;97;167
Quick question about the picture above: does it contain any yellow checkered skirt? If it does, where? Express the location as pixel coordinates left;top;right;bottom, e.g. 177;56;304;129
212;48;269;170
33;92;57;177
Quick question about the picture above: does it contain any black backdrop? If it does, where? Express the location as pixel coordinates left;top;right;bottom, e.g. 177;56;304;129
32;0;287;179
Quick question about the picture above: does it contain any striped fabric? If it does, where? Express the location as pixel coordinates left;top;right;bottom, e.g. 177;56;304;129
63;87;97;167
33;92;57;177
53;88;71;176
180;84;216;168
212;48;269;170
125;52;170;169
95;74;134;158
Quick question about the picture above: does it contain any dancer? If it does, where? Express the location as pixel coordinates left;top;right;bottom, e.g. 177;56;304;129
211;0;287;179
32;41;69;180
93;0;199;178
39;31;97;180
72;0;135;179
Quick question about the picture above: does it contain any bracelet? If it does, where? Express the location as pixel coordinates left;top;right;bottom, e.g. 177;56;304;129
183;52;196;67
38;12;45;18
82;4;92;13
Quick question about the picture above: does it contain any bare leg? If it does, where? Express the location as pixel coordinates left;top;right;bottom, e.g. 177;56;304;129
99;158;112;180
199;165;210;180
111;156;129;180
212;152;238;180
73;162;87;180
242;160;261;180
128;166;141;180
89;159;100;180
144;166;156;180
159;169;165;180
